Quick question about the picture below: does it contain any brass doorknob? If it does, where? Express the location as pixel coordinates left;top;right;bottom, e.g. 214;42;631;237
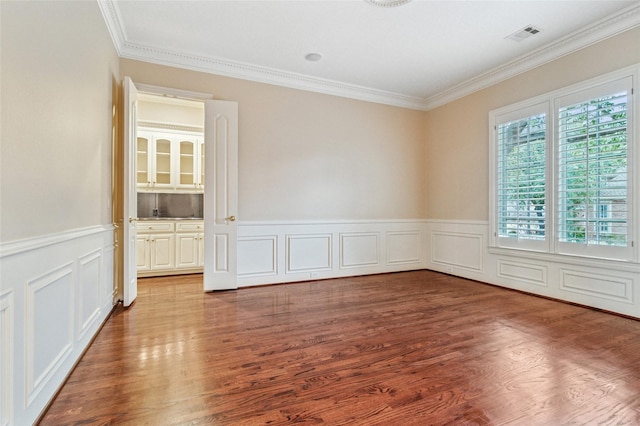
225;215;236;222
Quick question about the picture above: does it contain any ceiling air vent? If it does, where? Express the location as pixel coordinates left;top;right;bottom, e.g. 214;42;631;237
506;25;542;42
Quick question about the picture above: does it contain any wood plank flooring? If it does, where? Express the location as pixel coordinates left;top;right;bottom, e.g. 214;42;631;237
40;271;640;425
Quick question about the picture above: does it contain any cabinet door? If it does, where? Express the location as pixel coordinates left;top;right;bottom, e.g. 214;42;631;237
153;136;173;189
176;233;199;268
136;133;152;189
177;138;198;190
176;136;204;192
150;233;175;270
136;235;151;271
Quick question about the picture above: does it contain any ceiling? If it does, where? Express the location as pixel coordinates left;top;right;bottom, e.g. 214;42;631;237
100;0;640;110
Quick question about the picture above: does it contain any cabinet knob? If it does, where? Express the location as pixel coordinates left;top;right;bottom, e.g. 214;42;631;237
225;215;236;222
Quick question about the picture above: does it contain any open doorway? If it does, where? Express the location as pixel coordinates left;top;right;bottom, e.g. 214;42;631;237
117;79;239;307
135;94;206;278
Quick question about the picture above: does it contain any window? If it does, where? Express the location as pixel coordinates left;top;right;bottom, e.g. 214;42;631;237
495;104;549;251
490;72;635;261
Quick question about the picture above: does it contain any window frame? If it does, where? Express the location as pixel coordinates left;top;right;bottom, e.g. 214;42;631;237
489;67;638;263
490;101;551;253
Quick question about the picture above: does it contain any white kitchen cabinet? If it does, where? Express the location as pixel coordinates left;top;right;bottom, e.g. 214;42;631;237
137;220;204;276
150;233;176;270
136;235;152;272
136;221;176;275
137;131;174;190
137;129;203;193
175;222;205;268
176;137;204;191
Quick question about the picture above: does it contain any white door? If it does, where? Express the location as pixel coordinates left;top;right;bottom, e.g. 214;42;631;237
204;100;239;291
123;76;138;306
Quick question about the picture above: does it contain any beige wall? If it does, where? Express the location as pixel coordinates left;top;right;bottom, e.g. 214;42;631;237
424;27;640;221
120;59;427;221
1;1;119;242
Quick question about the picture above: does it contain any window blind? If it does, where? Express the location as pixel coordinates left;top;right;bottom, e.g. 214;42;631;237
557;89;628;247
497;113;547;241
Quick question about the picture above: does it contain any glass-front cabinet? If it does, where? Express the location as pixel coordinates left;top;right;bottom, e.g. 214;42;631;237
177;137;204;190
136;129;203;192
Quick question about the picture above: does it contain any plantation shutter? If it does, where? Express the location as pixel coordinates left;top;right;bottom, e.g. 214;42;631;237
494;103;549;251
556;77;631;257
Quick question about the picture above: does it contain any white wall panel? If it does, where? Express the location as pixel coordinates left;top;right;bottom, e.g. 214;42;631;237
25;264;75;405
387;231;421;265
340;233;379;269
431;231;483;272
237;220;428;286
78;250;102;340
287;234;332;273
560;269;633;304
0;290;14;426
238;236;278;277
497;259;548;287
0;225;114;425
425;220;640;319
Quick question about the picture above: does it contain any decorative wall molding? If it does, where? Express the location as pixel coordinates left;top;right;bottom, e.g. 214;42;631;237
497;259;548;288
237;236;278;277
237;220;428;286
25;264;75;405
98;0;640;111
387;231;421;265
0;225;113;258
560;268;633;304
78;250;103;341
425;220;640;319
286;234;333;273
423;3;640;110
431;231;483;272
0;226;114;425
340;232;379;269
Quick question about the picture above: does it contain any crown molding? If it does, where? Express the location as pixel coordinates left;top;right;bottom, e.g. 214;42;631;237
98;0;640;112
423;2;640;110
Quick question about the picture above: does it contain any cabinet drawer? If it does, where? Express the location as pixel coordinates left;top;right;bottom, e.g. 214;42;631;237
176;221;204;232
137;222;175;233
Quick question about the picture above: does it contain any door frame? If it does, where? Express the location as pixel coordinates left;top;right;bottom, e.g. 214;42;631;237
116;80;217;304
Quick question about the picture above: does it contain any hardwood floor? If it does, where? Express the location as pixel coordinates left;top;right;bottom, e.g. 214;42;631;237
40;271;640;425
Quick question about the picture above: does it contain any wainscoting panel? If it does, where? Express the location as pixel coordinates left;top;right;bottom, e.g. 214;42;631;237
560;268;633;304
25;264;75;405
286;234;333;273
387;231;421;265
237;236;278;277
497;259;548;288
78;250;102;341
0;290;13;426
340;233;379;269
424;220;640;319
0;226;114;426
431;231;483;272
237;221;428;287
